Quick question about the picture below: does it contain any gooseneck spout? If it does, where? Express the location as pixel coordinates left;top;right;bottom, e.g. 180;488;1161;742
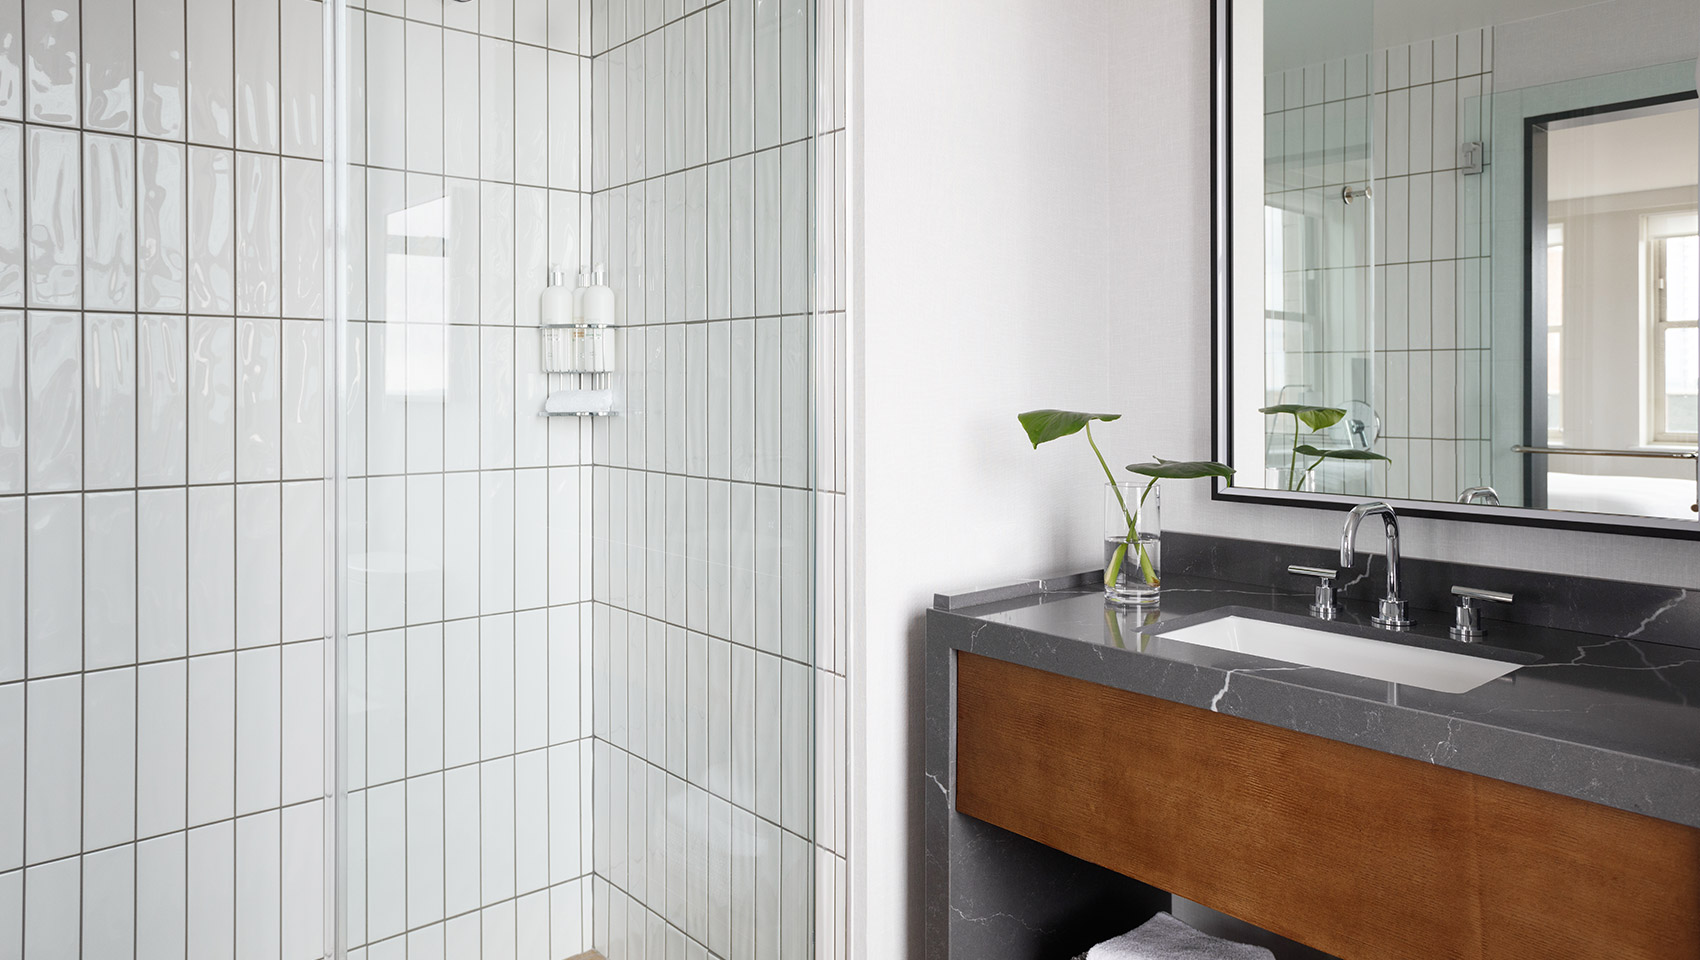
1340;501;1412;629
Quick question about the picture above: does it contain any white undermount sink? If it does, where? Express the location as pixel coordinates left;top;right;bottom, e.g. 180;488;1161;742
1155;614;1526;694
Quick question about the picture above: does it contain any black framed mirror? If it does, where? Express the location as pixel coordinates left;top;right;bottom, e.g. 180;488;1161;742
1211;0;1700;537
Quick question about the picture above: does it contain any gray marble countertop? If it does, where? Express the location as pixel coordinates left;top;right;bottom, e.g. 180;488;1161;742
930;572;1700;829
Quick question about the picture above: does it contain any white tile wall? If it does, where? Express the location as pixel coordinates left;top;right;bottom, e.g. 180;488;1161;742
0;0;334;955
340;0;596;957
583;0;848;957
3;0;852;956
1264;27;1495;500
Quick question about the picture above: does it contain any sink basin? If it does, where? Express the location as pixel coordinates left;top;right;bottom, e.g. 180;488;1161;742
1154;613;1527;694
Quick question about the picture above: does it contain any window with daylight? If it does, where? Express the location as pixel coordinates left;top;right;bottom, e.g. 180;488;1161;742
1648;212;1699;444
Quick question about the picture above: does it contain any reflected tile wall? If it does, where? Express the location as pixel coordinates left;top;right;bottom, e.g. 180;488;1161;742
1264;27;1496;502
0;0;333;957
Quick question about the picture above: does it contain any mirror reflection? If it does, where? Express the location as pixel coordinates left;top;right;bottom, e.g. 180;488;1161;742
1225;0;1700;522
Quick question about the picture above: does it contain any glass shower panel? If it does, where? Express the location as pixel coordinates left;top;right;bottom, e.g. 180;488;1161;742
1262;0;1379;495
335;1;817;959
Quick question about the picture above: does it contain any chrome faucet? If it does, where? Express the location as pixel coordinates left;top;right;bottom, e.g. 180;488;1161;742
1457;486;1500;506
1340;501;1413;630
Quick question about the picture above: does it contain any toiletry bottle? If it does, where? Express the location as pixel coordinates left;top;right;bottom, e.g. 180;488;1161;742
569;266;589;370
540;265;572;371
582;264;617;372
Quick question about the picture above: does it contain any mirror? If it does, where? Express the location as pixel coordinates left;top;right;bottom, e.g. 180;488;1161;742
1214;0;1700;532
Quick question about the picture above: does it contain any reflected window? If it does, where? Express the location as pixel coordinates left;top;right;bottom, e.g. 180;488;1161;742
1648;212;1698;443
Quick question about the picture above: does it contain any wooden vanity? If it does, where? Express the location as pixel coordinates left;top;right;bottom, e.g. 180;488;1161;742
954;653;1700;959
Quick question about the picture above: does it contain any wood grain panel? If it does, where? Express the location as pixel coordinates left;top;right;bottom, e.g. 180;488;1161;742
954;652;1700;960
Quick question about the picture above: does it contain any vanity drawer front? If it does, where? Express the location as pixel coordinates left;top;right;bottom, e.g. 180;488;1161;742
954;652;1700;960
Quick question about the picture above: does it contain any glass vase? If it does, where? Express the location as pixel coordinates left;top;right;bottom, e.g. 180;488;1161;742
1104;481;1161;606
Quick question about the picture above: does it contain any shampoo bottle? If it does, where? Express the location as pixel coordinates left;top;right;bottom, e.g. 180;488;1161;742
582;264;617;373
540;265;572;371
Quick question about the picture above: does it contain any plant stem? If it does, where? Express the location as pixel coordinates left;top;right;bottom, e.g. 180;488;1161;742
1288;411;1301;491
1133;477;1159;586
1088;421;1147;591
1087;421;1135;528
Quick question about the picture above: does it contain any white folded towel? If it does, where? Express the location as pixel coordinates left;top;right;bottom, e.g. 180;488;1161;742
1085;912;1276;960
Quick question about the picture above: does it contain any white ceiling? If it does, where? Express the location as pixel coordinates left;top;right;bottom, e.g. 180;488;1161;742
1546;104;1700;201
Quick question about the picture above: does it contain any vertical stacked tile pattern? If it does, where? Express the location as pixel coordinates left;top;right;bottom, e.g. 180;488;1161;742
582;0;836;956
0;0;334;956
339;0;597;958
1263;28;1496;500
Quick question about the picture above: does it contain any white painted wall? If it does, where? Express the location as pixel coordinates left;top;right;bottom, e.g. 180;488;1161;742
854;0;1127;955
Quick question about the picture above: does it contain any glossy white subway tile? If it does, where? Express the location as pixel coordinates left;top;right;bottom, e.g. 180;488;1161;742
236;151;282;316
134;488;187;664
23;858;80;956
136;139;187;311
0;500;21;683
25;493;80;677
26;127;79;307
188;146;235;312
0;1;19;121
186;484;235;657
235;647;282;815
481;37;516;182
82;313;134;488
405;473;443;625
279;638;323;806
80;0;132;132
24;311;77;491
236;482;281;650
235;810;282;960
237;317;282;480
406;773;445;929
23;0;77;125
23;674;79;861
82;840;135;960
134;0;185;138
0;125;19;307
81;491;135;668
136;832;187;959
365;780;405;941
480;612;516;757
281;802;322;960
187;314;234;482
135;314;186;485
280;0;321;157
234;0;280;152
185;0;233;145
406;21;444;175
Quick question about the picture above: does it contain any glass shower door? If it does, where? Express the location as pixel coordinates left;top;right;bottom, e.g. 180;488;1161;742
333;0;819;958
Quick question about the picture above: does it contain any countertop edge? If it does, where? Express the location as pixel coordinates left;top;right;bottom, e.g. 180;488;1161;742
927;604;1700;830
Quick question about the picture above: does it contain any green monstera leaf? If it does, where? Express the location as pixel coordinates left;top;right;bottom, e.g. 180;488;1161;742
1259;404;1347;432
1017;409;1123;448
1126;458;1236;480
1294;445;1391;462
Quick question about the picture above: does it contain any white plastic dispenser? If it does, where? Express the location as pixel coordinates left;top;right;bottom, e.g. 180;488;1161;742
539;263;617;417
540;265;573;372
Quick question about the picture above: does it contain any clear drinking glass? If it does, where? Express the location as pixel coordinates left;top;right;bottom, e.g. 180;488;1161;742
1104;481;1161;606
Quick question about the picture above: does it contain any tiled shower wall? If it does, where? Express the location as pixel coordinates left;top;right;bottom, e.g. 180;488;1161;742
581;0;848;956
0;0;332;958
339;0;598;957
581;0;826;951
1265;27;1496;501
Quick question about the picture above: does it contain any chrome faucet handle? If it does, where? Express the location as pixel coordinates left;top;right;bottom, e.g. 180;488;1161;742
1449;586;1514;642
1288;565;1339;620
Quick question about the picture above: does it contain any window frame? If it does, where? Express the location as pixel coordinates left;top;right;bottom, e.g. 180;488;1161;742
1647;212;1699;445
